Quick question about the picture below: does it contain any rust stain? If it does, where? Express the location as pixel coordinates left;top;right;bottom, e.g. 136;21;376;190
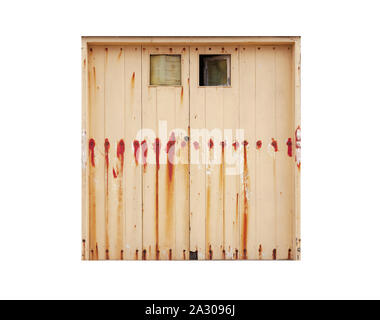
106;249;109;260
256;140;262;150
180;87;184;104
117;139;125;258
208;139;214;149
183;250;186;260
287;138;293;157
135;250;139;260
295;126;301;170
95;243;99;260
131;72;135;88
258;245;263;260
141;139;148;171
232;141;239;151
271;138;278;152
83;58;86;67
242;140;249;259
235;249;239;260
117;140;125;171
133;140;140;166
89;139;96;259
166;133;176;249
236;193;239;225
120;250;124;260
104;139;110;251
208;245;213;260
272;249;277;260
193;141;200;150
113;168;118;179
222;250;226;260
288;248;292;260
169;249;172;260
166;132;176;182
154;138;161;259
82;239;86;259
89;139;96;167
118;48;123;60
142;249;146;260
104;139;110;169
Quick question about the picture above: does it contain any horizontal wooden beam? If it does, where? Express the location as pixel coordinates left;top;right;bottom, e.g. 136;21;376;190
83;36;300;46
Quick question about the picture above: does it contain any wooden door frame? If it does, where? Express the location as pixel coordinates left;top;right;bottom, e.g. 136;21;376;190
81;36;301;260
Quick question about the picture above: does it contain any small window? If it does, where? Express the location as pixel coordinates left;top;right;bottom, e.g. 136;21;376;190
150;55;181;86
199;55;231;86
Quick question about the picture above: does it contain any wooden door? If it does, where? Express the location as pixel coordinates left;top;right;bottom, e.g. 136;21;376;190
189;45;295;260
83;41;298;261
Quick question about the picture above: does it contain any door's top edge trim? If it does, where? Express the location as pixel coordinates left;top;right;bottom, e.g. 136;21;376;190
82;36;300;46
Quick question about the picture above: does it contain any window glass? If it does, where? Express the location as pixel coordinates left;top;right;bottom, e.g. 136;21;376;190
199;55;231;86
150;55;181;86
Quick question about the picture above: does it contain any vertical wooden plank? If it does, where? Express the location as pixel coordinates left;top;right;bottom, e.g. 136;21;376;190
222;46;240;260
105;46;125;260
239;45;257;259
293;38;301;260
174;47;190;260
157;85;176;260
88;46;106;260
274;46;294;260
142;46;158;260
189;46;206;260
203;46;224;260
82;39;89;260
123;46;142;260
255;46;276;260
142;46;189;260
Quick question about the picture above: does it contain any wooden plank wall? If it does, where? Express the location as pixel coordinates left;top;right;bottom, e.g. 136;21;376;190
84;43;297;260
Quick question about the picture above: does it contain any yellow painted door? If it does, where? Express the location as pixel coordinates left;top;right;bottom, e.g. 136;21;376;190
84;43;296;260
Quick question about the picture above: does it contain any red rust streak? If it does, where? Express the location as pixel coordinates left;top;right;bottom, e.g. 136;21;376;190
232;141;239;151
271;138;278;152
113;168;118;179
208;139;214;149
258;245;263;259
104;139;110;168
104;139;111;252
287;138;292;157
141;140;148;171
256;140;262;150
166;132;176;182
154;138;161;259
117;140;125;171
131;72;135;88
89;139;96;167
242;140;249;260
133;140;140;166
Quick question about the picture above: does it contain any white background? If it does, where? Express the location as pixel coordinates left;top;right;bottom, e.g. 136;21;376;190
0;0;379;300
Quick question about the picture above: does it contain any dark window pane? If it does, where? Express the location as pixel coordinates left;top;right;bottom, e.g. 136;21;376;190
199;55;231;86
